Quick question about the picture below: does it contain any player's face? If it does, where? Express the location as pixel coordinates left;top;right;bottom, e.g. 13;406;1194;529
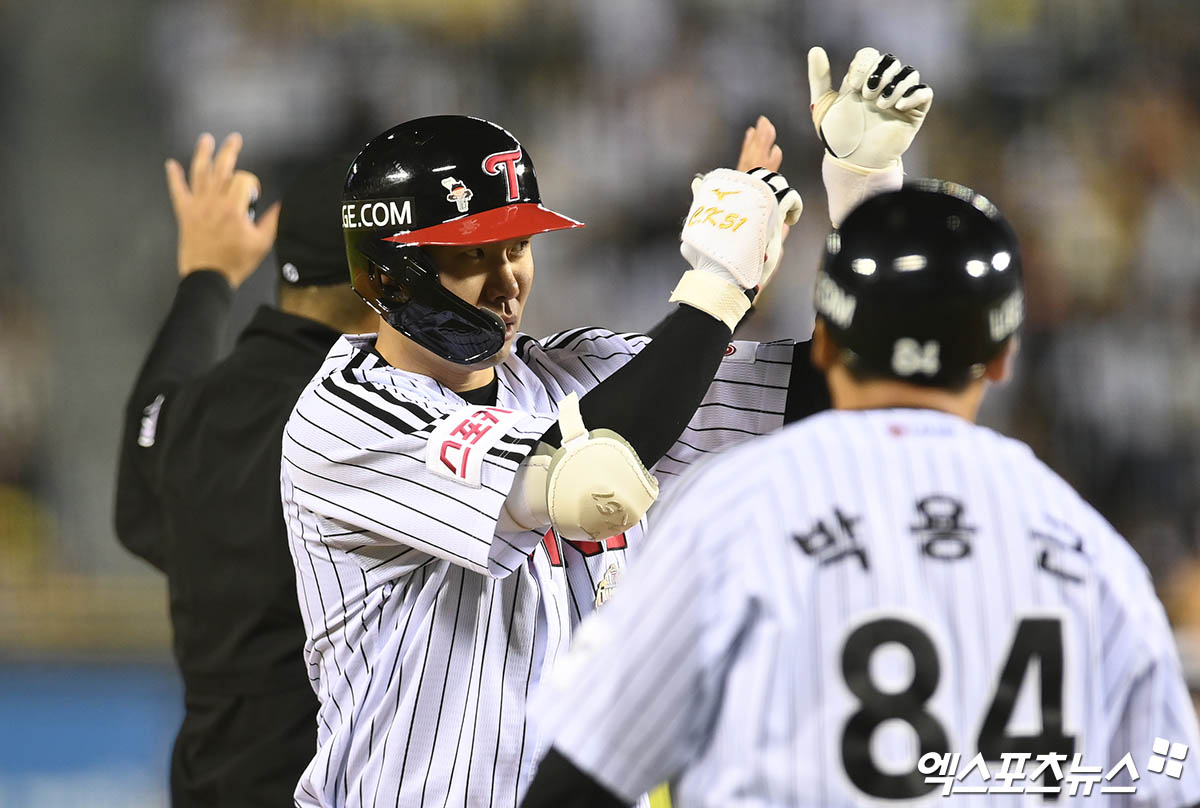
425;237;534;364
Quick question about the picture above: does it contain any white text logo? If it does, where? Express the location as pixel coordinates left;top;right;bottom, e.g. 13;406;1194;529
892;338;941;377
988;289;1024;341
920;740;1189;797
814;273;857;328
341;199;413;230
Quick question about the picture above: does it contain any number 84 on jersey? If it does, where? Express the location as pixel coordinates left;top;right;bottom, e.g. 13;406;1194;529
835;612;1079;801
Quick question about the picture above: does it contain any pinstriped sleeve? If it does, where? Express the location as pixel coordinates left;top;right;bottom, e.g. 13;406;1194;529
282;369;556;578
1102;542;1200;807
519;327;651;399
651;339;792;495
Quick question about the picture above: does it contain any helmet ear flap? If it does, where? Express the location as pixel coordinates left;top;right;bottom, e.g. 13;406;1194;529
378;266;413;304
350;255;387;317
348;238;507;365
352;243;436;314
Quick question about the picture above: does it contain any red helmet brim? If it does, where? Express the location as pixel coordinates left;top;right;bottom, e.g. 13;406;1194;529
382;203;584;247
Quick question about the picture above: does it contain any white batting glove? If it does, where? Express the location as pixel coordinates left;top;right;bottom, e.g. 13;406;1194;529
809;47;933;227
672;167;803;331
809;47;933;170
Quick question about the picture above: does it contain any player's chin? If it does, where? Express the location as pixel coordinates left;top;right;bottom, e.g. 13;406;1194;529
469;337;514;369
492;335;515;363
498;321;519;354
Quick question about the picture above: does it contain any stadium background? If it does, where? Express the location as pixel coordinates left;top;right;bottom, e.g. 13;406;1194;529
1;0;1198;804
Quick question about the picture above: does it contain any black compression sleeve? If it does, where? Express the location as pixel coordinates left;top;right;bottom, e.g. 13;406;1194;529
130;271;234;396
540;304;731;467
519;748;631;808
782;339;831;423
114;270;234;570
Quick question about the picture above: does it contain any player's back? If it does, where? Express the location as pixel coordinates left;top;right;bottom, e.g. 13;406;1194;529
674;407;1199;807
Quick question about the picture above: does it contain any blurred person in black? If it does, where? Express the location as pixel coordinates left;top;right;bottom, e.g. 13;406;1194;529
115;132;375;807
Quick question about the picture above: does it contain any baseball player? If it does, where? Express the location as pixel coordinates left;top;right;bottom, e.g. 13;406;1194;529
282;46;933;808
523;181;1200;807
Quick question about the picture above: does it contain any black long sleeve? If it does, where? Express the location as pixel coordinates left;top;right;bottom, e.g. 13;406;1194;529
519;748;631;808
540;303;732;466
113;270;233;570
783;339;831;423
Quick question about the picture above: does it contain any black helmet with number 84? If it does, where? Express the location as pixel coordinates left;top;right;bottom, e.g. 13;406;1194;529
343;115;583;365
814;180;1024;389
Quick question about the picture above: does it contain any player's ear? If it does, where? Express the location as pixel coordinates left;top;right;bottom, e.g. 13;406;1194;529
810;319;838;373
983;337;1019;383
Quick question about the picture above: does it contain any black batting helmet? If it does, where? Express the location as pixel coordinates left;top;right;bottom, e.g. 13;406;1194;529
814;179;1024;388
342;115;582;365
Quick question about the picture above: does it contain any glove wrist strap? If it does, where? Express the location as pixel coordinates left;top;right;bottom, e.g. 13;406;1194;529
825;153;900;176
669;269;751;332
556;392;587;444
822;153;904;228
811;90;839;136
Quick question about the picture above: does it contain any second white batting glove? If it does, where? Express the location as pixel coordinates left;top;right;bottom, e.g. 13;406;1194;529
809;46;933;170
672;167;803;331
809;47;934;226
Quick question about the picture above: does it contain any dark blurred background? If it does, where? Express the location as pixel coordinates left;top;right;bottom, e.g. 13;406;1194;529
1;0;1198;803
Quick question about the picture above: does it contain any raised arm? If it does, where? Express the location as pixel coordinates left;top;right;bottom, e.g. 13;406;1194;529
113;132;278;568
775;45;938;425
504;168;802;541
809;46;934;227
644;113;784;342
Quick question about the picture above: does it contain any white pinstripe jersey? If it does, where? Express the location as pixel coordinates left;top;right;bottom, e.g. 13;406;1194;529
280;327;795;808
536;408;1200;808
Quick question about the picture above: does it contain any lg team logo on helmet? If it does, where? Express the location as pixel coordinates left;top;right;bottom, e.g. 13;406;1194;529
441;177;474;213
482;148;523;202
